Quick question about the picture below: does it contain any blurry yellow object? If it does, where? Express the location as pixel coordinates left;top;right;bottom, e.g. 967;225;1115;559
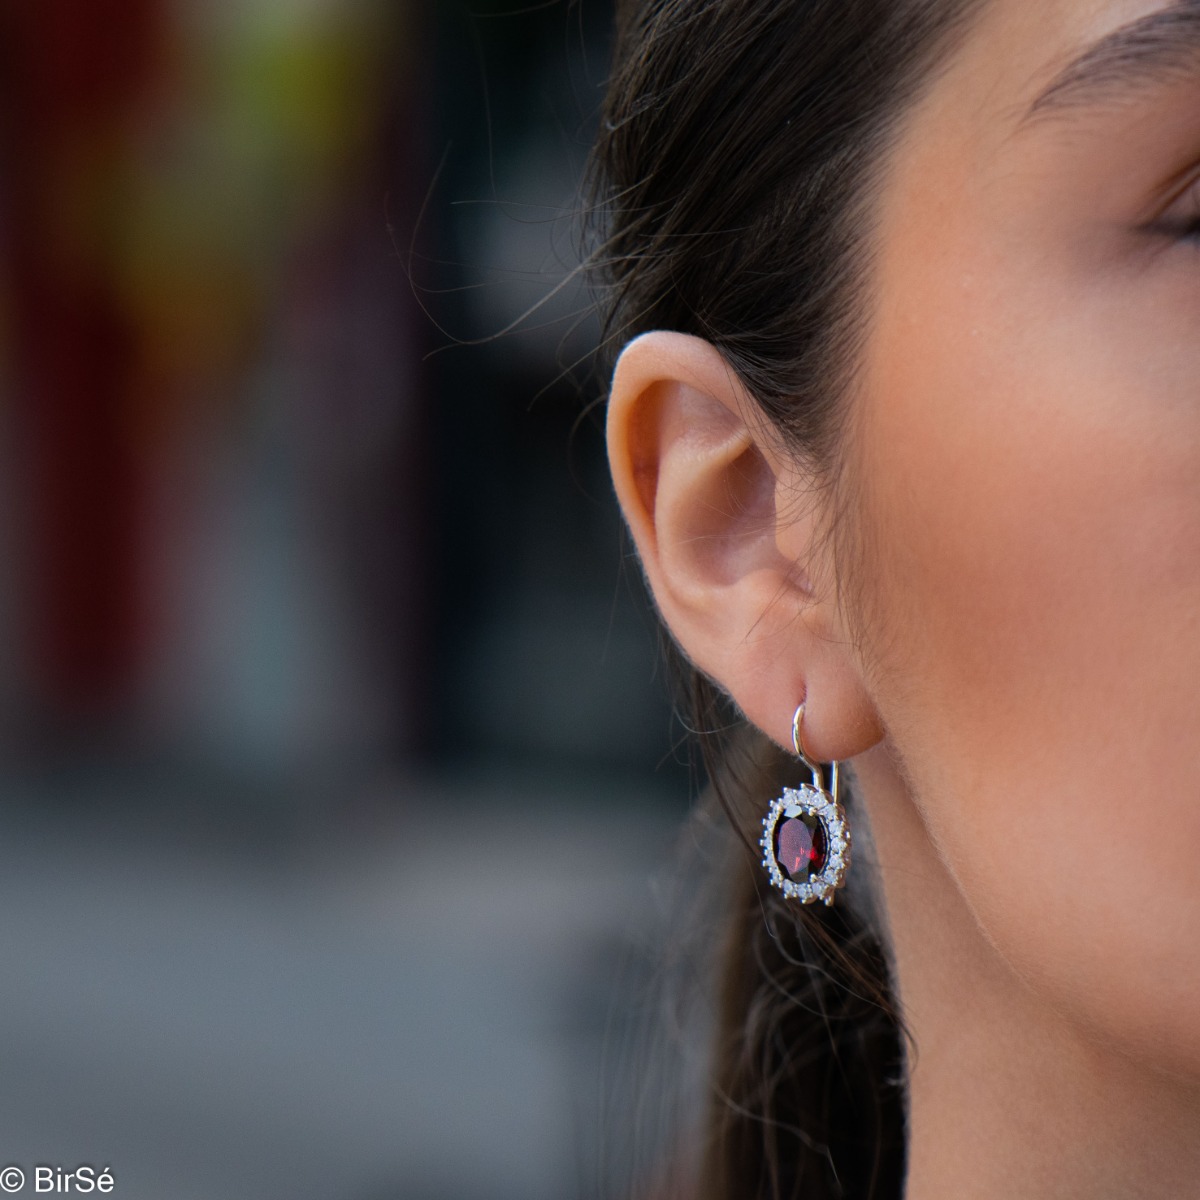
111;0;401;431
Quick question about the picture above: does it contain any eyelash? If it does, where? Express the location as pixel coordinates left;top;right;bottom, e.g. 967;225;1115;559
1168;178;1200;241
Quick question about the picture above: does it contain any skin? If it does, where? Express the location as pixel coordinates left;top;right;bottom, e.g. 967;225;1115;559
606;1;1200;1196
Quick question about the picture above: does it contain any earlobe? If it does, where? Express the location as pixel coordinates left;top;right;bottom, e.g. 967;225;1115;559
606;330;883;762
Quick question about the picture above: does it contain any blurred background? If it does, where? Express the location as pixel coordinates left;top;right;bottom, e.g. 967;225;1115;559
0;2;697;1197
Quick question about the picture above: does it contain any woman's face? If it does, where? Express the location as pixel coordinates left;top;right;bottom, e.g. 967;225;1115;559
857;0;1200;1074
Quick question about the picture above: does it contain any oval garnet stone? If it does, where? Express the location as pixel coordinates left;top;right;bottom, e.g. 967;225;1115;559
775;813;827;881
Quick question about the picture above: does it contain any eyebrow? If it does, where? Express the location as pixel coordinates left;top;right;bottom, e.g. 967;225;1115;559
1024;1;1200;123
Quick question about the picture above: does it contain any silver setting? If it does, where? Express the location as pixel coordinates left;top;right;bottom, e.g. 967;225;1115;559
760;782;851;906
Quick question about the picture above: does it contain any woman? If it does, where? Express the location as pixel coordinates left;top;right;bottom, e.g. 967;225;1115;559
591;0;1200;1196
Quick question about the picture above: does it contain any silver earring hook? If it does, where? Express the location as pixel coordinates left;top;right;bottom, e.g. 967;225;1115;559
791;702;839;800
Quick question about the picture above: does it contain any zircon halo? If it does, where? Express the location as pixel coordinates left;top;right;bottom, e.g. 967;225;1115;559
760;784;851;905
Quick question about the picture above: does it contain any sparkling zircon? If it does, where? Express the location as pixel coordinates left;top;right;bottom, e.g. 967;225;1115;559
774;813;827;881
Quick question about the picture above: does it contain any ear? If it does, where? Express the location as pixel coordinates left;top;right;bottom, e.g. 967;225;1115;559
606;331;882;761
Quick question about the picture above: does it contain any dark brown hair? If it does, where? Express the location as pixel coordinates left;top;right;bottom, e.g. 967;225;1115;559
587;1;986;1197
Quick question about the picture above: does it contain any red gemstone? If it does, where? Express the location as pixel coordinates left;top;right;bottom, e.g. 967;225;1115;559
775;814;827;881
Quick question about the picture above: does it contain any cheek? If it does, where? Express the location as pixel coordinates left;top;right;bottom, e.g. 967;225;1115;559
855;287;1200;1072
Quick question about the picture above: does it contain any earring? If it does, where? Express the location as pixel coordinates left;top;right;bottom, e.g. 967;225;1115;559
760;702;851;906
